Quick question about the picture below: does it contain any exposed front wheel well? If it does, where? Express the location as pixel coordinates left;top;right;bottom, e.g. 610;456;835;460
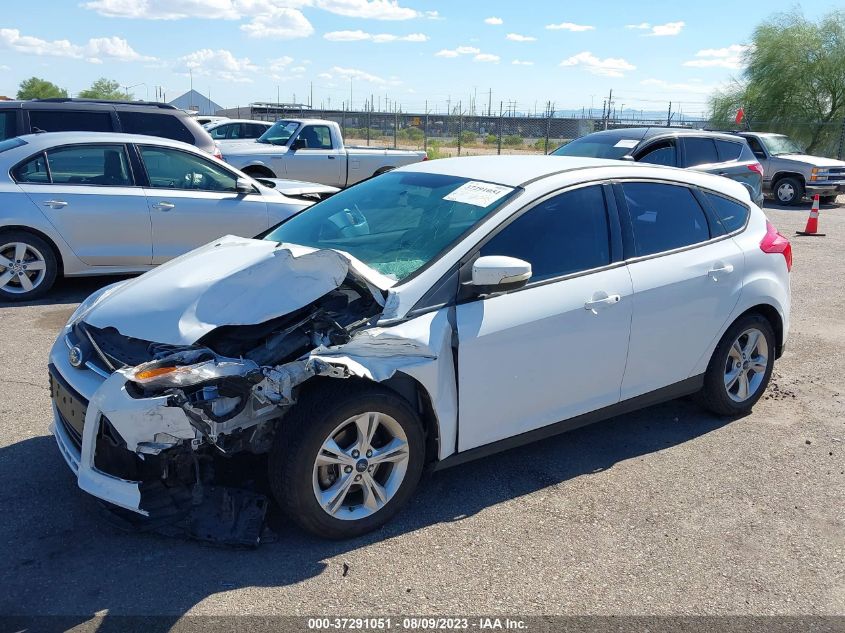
242;165;276;178
737;304;784;359
771;171;805;187
372;166;395;178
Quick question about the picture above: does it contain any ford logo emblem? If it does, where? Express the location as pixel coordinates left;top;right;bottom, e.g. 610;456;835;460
68;346;84;368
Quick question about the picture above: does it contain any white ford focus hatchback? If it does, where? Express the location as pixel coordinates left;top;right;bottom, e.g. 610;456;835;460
49;156;791;540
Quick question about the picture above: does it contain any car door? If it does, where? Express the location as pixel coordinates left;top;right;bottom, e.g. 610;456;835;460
285;124;344;187
617;180;745;400
137;145;269;263
456;184;633;451
14;143;152;265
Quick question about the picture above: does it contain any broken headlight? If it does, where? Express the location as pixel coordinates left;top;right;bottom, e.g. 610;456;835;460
125;354;260;391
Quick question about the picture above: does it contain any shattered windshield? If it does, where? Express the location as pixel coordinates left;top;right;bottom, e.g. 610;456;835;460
761;135;804;156
264;171;518;282
257;120;299;145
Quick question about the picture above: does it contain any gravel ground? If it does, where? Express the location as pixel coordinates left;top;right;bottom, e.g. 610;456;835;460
0;197;842;623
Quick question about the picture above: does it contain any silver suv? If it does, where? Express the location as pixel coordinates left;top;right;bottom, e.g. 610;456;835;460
737;132;845;205
553;128;765;208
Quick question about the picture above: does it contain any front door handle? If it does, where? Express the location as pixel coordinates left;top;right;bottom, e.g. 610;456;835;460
42;200;68;209
584;293;621;314
327;155;336;159
152;201;175;211
708;263;734;280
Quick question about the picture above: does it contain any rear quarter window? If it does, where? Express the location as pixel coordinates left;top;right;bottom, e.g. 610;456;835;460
118;112;194;144
715;140;743;162
13;153;50;183
703;191;749;233
28;110;113;133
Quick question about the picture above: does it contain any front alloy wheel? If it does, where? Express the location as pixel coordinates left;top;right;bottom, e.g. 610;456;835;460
269;382;425;539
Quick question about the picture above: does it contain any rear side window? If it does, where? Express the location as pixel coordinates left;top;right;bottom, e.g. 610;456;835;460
208;124;232;139
480;185;611;281
715;140;742;162
622;182;710;256
683;137;719;167
29;110;113;133
46;145;132;186
704;191;749;233
0;111;16;141
246;123;268;137
636;141;676;166
119;112;194;144
13;153;50;183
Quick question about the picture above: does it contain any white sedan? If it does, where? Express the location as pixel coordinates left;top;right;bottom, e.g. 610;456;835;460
0;132;337;300
49;155;791;540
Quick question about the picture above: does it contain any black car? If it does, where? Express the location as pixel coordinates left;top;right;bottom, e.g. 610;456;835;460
552;127;765;207
0;99;218;156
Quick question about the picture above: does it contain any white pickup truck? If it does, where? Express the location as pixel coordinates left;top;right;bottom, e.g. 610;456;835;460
221;118;427;188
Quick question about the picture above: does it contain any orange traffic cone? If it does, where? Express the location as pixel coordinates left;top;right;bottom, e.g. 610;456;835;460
796;194;826;236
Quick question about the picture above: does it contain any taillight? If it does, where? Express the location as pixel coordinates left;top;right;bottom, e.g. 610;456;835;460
760;220;792;272
212;148;224;160
422;154;429;161
747;162;764;177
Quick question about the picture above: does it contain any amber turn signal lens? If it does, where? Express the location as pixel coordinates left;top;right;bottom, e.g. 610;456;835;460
134;366;179;381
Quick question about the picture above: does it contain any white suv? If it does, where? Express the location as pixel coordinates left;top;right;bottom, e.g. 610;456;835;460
49;156;791;541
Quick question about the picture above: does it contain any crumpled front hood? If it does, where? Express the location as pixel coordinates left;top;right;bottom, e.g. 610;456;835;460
82;236;391;346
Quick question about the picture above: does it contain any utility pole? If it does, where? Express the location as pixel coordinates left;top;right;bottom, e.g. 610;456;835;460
605;88;613;130
488;88;492;117
667;101;673;126
310;82;313;108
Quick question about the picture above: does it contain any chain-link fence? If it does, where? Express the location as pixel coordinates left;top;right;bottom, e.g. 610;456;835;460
218;104;845;160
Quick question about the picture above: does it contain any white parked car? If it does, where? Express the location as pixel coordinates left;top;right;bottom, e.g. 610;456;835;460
204;119;273;144
222;119;427;189
49;156;791;540
0;132;338;300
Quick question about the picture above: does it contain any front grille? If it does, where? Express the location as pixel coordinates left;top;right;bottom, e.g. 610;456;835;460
58;411;82;450
49;365;88;451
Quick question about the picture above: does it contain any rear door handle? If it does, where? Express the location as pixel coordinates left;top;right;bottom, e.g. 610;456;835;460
42;200;68;209
328;155;336;159
708;263;734;280
152;201;175;211
584;294;621;313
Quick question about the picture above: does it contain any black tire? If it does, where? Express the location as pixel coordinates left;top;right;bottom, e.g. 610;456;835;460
696;313;776;417
268;381;425;539
819;195;838;205
774;176;804;206
0;230;59;302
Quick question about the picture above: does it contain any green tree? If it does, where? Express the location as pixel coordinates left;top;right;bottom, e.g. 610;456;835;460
709;9;845;155
16;77;68;100
78;78;131;100
502;134;524;147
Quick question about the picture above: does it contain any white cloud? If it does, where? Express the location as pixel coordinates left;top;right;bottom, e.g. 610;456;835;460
474;53;500;63
424;10;441;19
559;51;635;77
314;0;420;20
0;28;155;63
241;8;314;38
511;59;534;66
506;33;536;42
268;55;294;71
83;0;241;19
317;72;333;79
435;45;480;57
323;30;427;42
545;22;594;32
330;65;386;83
484;16;503;25
626;21;685;36
179;48;257;82
683;44;751;69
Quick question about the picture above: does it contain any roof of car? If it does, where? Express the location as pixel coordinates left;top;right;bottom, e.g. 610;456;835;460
580;127;745;143
398;155;644;187
205;119;272;127
8;131;202;153
737;131;784;138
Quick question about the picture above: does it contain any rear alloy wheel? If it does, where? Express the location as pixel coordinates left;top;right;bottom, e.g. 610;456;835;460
0;231;58;301
269;383;425;539
774;177;804;206
696;314;775;416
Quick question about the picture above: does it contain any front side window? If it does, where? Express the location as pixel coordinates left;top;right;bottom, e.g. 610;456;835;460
119;112;194;144
622;182;710;256
29;110;113;133
636;141;676;167
480;185;611;282
683;137;719;167
264;172;518;282
704;191;749;233
298;125;333;149
744;136;766;157
247;123;269;137
13;153;49;183
46;145;132;186
140;146;237;192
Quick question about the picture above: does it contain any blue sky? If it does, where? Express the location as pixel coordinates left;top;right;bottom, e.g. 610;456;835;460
0;0;838;116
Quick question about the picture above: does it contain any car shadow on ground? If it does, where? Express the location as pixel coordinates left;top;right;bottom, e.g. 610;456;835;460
0;395;737;628
0;275;134;310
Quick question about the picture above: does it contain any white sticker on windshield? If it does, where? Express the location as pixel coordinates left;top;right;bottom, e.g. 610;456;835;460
614;139;639;148
443;181;514;207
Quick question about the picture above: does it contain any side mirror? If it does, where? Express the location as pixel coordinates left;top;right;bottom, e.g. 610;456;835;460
235;177;256;194
290;138;307;151
620;154;636;161
470;255;532;294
